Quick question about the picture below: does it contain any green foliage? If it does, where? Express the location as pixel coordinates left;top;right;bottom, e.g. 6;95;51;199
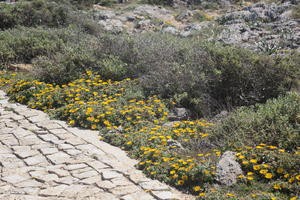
0;27;64;67
291;5;300;19
146;0;174;6
0;0;71;29
210;92;300;150
101;32;299;117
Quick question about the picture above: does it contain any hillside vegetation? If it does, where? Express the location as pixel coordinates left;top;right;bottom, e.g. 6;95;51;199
0;0;299;199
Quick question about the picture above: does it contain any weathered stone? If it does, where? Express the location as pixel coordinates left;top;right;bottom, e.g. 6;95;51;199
216;151;242;186
151;191;180;200
66;149;81;156
2;175;29;184
40;147;58;155
87;160;109;172
24;155;47;166
96;180;116;189
102;170;123;180
109;185;140;196
139;180;170;191
47;152;71;165
48;168;70;177
65;163;87;171
76;144;105;155
121;191;155;200
38;134;60;143
57;143;74;150
72;170;99;179
80;176;102;185
15;150;38;159
39;185;67;196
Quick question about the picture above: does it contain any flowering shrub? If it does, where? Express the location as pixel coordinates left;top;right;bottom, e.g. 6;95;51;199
0;71;299;199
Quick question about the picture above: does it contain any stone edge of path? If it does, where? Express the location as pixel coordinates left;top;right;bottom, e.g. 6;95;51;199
0;90;194;200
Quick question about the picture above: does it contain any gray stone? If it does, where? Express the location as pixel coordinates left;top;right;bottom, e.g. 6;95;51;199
216;151;242;186
39;185;67;196
139;180;169;191
15;150;38;159
2;175;29;184
80;176;102;185
65;163;87;171
24;155;47;166
72;170;99;179
168;107;190;121
109;185;140;196
121;191;155;200
48;168;70;177
47;152;71;165
40;147;58;155
162;27;178;35
96;180;116;189
151;191;179;200
102;170;123;180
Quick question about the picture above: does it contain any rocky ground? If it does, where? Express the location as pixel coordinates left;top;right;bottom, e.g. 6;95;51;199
91;0;300;53
0;90;192;200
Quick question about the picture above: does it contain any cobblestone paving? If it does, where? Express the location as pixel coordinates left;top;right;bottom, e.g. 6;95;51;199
0;91;193;200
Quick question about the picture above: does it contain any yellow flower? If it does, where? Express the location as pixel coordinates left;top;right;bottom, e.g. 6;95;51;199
242;161;249;165
247;172;254;176
262;164;270;168
68;120;75;125
276;168;284;174
250;159;257;163
199;193;205;196
226;193;235;197
247;176;254;180
238;155;245;159
260;169;268;174
290;197;297;200
91;124;97;129
273;184;281;190
251;194;257;198
296;175;300;180
127;141;132;145
177;180;184;185
253;165;260;170
193;186;201;192
265;173;273;179
284;174;290;178
182;175;188;181
170;170;176;175
288;177;295;183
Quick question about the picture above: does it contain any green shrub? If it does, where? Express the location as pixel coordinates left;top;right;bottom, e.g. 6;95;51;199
97;33;299;117
146;0;174;6
291;5;300;19
0;27;64;67
0;0;71;30
210;92;300;150
32;46;101;84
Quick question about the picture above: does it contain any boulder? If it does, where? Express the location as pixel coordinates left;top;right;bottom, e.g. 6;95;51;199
168;107;191;121
216;151;242;186
162;27;179;35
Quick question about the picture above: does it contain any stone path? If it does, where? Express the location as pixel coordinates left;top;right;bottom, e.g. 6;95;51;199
0;91;193;200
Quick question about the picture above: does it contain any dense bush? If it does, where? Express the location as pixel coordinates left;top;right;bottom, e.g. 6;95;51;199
0;0;71;29
99;33;299;116
0;27;64;67
210;92;300;150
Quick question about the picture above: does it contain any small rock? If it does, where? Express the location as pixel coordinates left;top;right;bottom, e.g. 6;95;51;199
216;151;242;186
168;107;191;121
162;27;178;35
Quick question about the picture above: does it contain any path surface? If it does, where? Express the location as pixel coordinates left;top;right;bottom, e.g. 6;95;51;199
0;90;192;200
